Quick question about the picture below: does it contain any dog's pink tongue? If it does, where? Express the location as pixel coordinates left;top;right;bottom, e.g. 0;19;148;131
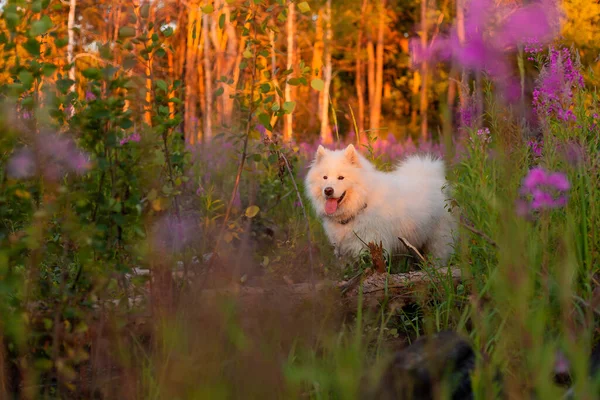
325;198;338;215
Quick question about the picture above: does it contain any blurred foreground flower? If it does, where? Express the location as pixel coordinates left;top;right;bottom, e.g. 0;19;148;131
7;132;90;180
150;214;196;254
519;167;570;213
7;148;36;179
411;0;561;100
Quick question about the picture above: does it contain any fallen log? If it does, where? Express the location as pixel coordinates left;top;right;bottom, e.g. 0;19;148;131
195;267;463;310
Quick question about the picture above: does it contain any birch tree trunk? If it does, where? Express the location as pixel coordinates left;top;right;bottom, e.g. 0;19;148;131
222;1;238;124
419;0;429;140
320;0;333;144
369;0;385;134
283;1;295;142
67;0;77;117
203;10;213;142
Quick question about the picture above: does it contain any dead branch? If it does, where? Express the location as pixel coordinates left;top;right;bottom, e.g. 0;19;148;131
194;267;463;310
398;237;427;263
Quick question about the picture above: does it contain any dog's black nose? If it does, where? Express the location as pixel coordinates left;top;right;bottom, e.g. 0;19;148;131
324;187;334;196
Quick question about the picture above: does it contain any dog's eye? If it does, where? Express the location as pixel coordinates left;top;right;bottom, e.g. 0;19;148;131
338;176;344;180
323;176;328;180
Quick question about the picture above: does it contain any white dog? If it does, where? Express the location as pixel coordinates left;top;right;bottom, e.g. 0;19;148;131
305;144;456;265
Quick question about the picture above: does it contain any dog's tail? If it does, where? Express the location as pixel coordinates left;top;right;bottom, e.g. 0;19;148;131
394;154;445;179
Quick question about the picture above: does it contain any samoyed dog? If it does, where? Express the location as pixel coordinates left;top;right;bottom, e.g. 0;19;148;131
305;144;456;265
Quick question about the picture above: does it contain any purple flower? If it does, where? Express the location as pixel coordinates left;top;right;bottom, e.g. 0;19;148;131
120;132;141;145
474;127;491;144
411;0;560;100
519;167;570;213
459;102;476;128
533;47;584;123
524;37;544;56
528;139;543;158
7;132;91;181
85;91;96;101
150;214;196;254
7;148;36;179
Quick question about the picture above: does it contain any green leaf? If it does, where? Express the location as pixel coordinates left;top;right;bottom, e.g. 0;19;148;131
283;101;296;114
123;55;137;70
214;86;224;97
119;118;133;129
288;77;307;86
298;1;311;13
4;5;20;30
54;37;68;48
260;83;270;93
219;13;226;30
56;78;75;94
156;79;168;92
119;26;136;39
245;205;260;218
243;49;253;59
258;113;271;127
30;15;53;36
202;4;214;13
162;27;173;37
18;71;34;90
82;68;102;80
140;3;150;18
32;1;43;13
311;78;325;91
42;63;57;77
23;39;41;56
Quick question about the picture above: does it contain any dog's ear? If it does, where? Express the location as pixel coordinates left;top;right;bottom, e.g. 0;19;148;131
315;145;327;163
344;144;360;166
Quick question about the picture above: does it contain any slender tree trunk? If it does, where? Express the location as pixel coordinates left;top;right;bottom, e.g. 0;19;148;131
209;0;224;123
268;29;279;136
370;0;385;134
203;10;213;142
419;0;428;140
167;14;175;118
355;0;367;141
222;1;238;123
367;39;375;112
144;2;155;126
456;0;467;115
312;9;324;130
283;1;295;142
67;0;77;117
185;2;201;144
320;0;333;144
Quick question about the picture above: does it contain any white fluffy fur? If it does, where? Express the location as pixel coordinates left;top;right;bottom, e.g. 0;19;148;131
305;144;457;264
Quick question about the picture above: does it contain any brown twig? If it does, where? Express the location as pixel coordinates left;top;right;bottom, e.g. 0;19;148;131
460;216;498;248
398;237;427;263
210;9;258;263
278;151;316;284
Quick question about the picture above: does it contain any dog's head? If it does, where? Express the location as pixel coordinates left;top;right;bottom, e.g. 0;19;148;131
305;144;368;219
